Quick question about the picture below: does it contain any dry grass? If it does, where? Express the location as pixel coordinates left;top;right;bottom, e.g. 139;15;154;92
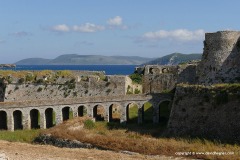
42;117;240;160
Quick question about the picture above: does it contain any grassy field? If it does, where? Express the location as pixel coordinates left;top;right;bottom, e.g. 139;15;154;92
0;105;239;160
42;117;240;160
0;118;239;160
0;129;41;143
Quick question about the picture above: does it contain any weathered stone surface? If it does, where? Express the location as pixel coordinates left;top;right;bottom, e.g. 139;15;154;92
167;85;240;143
197;31;240;84
3;75;129;102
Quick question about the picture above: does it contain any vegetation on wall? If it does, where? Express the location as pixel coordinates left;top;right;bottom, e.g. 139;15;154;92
176;83;240;105
129;73;142;84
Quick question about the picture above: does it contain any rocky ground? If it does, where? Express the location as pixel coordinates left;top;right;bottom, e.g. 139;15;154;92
0;140;189;160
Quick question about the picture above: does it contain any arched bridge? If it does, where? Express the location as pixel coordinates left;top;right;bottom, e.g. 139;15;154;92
0;94;172;131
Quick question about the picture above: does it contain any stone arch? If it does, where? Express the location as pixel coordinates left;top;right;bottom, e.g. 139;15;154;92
45;108;55;128
143;102;153;123
13;110;23;130
0;111;7;130
62;106;73;121
109;103;121;122
30;109;40;129
159;100;172;125
126;102;139;123
93;104;105;121
78;105;87;117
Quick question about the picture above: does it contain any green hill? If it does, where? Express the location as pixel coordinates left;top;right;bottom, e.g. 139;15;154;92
144;53;202;65
15;54;153;65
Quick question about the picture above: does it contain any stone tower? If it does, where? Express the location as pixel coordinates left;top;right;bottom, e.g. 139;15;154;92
197;31;240;84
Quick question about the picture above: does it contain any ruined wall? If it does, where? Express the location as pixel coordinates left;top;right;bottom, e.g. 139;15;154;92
197;31;240;84
125;76;142;94
167;84;240;143
177;62;198;84
0;83;5;101
3;75;129;102
142;65;178;94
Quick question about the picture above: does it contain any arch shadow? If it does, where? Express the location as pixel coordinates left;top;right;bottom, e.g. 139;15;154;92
45;108;55;128
62;106;73;121
78;105;87;117
13;110;23;130
0;111;7;130
93;105;105;121
109;104;121;123
30;109;40;129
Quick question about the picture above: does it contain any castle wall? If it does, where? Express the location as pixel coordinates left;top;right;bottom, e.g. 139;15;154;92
197;31;240;84
167;84;240;143
142;65;178;94
177;63;198;84
3;75;128;102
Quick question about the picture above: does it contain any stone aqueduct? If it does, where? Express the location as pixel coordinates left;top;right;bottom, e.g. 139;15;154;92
0;94;171;131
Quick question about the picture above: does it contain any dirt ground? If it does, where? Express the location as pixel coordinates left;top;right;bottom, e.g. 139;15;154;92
0;140;188;160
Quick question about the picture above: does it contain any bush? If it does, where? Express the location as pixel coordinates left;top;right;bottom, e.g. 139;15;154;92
37;87;43;92
18;78;25;84
84;119;95;130
36;79;44;84
129;73;142;84
134;88;141;94
106;89;111;93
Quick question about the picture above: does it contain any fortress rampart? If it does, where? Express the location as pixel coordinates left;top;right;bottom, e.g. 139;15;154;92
197;31;240;84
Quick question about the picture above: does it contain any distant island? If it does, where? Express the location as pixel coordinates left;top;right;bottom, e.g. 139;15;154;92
143;52;202;65
15;53;202;65
15;54;153;65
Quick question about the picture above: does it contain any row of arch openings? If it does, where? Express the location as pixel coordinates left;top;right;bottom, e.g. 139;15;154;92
0;101;172;130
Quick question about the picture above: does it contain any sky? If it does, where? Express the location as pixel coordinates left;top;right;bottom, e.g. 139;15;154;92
1;0;240;63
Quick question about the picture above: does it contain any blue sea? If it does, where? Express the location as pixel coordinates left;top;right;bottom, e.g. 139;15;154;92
9;65;138;75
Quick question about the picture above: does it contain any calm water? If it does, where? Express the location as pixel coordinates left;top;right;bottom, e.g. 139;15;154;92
9;65;138;75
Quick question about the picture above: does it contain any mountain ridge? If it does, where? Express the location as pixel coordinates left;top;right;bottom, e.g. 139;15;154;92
143;53;202;65
15;54;154;65
15;53;202;65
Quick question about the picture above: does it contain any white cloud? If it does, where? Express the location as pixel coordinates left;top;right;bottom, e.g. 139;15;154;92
142;29;205;41
52;24;70;32
107;16;122;26
72;23;105;33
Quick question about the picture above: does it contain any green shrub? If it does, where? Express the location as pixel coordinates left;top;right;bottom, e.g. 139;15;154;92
36;79;44;84
134;88;141;94
106;89;111;93
37;87;43;92
84;119;95;129
18;78;25;84
25;74;34;82
129;73;142;84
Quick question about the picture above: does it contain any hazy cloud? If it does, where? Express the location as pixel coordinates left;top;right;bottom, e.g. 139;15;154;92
0;39;5;44
107;16;122;26
52;24;70;32
72;23;105;33
10;31;32;37
50;16;128;33
142;29;205;41
77;41;94;46
107;16;128;30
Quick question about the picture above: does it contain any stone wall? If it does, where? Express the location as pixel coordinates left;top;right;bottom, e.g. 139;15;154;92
142;65;178;94
197;31;240;84
177;63;198;84
167;84;240;143
0;82;5;102
3;75;129;102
